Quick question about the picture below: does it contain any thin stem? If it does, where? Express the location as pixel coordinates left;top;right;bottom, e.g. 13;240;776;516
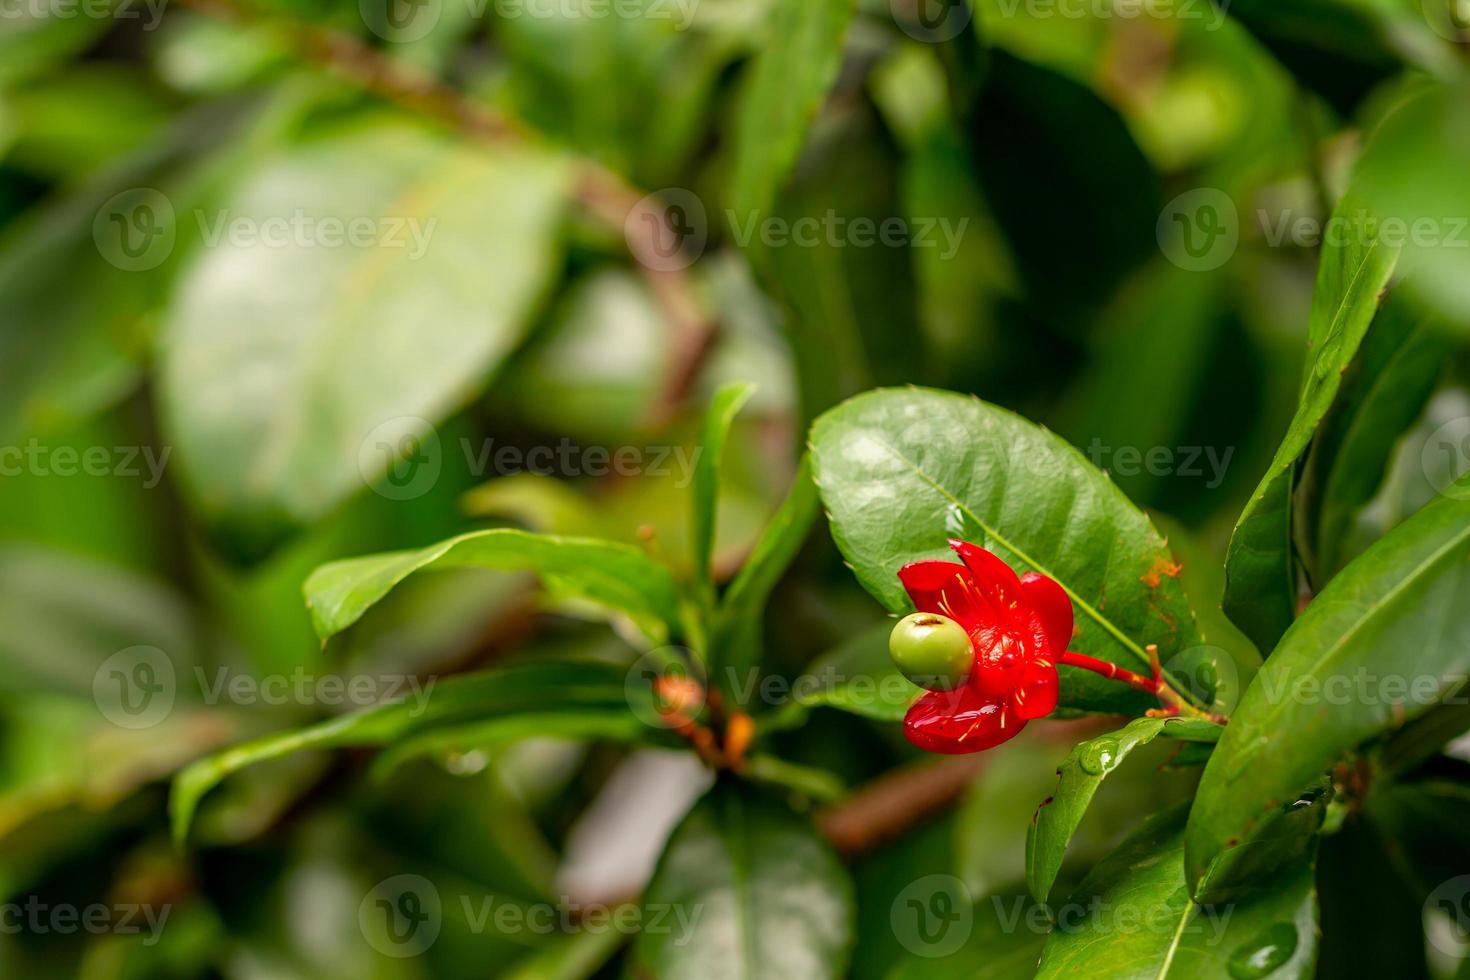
1059;646;1228;725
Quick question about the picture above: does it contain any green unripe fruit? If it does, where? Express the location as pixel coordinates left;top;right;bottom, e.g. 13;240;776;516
889;613;972;691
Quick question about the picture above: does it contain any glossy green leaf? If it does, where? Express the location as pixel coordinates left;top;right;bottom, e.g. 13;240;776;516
631;784;854;980
1223;190;1401;652
810;387;1201;713
159;117;571;557
712;453;820;693
1026;717;1221;903
692;381;755;599
1188;492;1470;889
1037;805;1318;980
1298;289;1451;580
884;885;1052;980
727;0;855;225
303;528;683;645
171;658;645;843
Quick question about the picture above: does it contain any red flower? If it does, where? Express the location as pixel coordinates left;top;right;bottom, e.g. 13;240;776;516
897;540;1073;754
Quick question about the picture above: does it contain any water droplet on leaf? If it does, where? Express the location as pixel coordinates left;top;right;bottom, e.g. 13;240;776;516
1078;737;1119;775
1227;923;1298;979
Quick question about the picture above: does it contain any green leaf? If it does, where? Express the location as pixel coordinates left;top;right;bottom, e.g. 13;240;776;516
1223;190;1401;652
1298;288;1452;580
159;117;571;557
1036;805;1318;980
1026;717;1220;904
792;623;921;723
727;0;855;224
303;528;683;645
1355;79;1470;325
809;387;1201;713
0;6;108;86
884;884;1052;980
712;453;819;692
692;381;756;600
1187;492;1470;890
171;658;645;844
0;99;257;443
631;784;854;980
768;99;924;422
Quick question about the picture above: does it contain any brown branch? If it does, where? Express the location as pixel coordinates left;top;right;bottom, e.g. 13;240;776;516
177;0;719;423
816;755;986;857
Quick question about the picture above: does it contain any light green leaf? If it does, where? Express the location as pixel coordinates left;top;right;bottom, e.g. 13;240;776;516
1026;717;1221;904
1187;492;1470;890
160;117;571;556
303;528;683;645
692;381;755;600
810;387;1201;714
712;453;819;692
727;0;855;224
1037;805;1317;980
631;784;854;980
1223;190;1400;652
1298;288;1452;580
171;658;646;844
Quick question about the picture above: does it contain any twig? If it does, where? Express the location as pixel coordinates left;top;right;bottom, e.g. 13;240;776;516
816;755;985;857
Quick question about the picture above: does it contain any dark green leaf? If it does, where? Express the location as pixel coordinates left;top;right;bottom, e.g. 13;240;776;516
1026;717;1221;903
810;387;1201;713
171;658;645;843
1037;805;1318;980
1223;190;1401;652
767;98;924;422
631;784;854;979
303;528;684;645
1188;492;1470;889
159;117;570;556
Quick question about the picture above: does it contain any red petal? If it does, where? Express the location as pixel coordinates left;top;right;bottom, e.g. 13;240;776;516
1020;571;1074;656
1010;658;1059;720
948;540;1023;618
897;561;987;629
903;686;1027;754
